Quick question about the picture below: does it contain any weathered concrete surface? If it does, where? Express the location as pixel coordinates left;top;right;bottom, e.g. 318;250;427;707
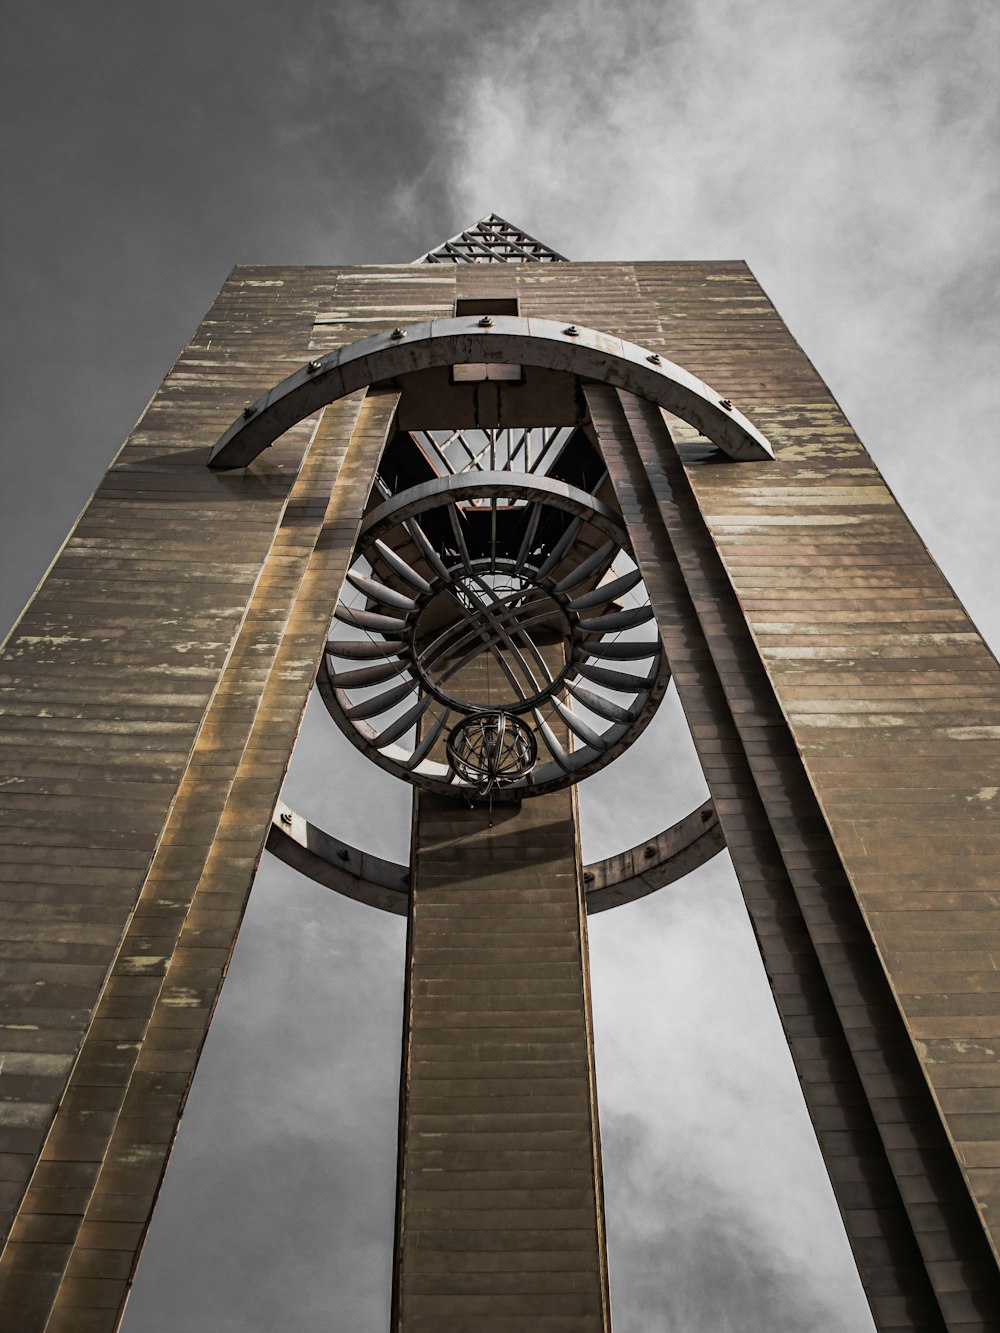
396;789;610;1333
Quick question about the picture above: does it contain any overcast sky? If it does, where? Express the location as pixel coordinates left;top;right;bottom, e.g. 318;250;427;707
2;2;998;1330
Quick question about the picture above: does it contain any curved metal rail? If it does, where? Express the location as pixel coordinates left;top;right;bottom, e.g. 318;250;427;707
267;797;725;915
207;316;774;469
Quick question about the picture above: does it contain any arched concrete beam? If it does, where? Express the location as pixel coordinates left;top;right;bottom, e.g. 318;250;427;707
208;316;774;469
266;798;725;915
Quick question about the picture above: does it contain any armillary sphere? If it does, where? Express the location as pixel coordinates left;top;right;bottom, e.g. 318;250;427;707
317;472;669;798
446;712;538;795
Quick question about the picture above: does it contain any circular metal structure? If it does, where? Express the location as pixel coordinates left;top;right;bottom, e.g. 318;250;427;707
446;712;538;793
317;473;670;798
413;572;573;714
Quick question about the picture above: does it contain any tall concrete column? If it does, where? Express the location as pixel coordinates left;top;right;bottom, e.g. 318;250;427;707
394;792;609;1331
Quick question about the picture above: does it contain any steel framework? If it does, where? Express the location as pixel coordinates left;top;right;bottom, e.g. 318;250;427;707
416;212;567;263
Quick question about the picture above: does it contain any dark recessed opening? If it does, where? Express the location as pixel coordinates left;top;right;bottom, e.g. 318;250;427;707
454;298;519;316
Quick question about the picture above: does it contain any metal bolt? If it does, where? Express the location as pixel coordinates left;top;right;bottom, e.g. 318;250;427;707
701;808;712;823
583;871;594;884
719;398;733;411
644;845;657;859
279;811;292;825
243;403;256;419
647;353;661;365
478;315;494;328
563;325;579;337
307;359;322;373
390;327;406;340
337;848;350;862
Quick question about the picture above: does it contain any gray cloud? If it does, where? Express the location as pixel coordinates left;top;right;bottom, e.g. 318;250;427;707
122;865;406;1333
590;861;873;1331
441;0;1000;645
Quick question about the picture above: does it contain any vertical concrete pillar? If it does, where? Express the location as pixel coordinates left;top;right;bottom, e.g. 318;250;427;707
394;788;610;1332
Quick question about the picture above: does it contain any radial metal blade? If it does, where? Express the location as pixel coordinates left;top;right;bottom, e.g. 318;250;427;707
514;503;542;572
345;679;417;721
576;660;658;694
406;519;451;582
447;504;474;572
551;698;609;751
565;680;636;724
532;711;572;772
552;540;616;594
326;638;408;660
334;604;409;635
371;539;434;595
578;605;655;633
373;693;434;748
534;517;584;580
329;660;413;690
346;571;419;613
581;638;661;661
406;706;451;767
568;569;643;611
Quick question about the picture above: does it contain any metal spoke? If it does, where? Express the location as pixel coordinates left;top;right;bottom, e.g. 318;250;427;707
564;679;637;724
534;517;583;580
578;606;654;634
372;693;436;749
327;638;408;660
345;679;419;721
532;710;572;772
551;698;609;752
346;571;419;613
552;540;617;594
329;660;413;689
370;539;433;595
447;503;475;573
406;705;451;768
581;638;661;662
514;503;542;572
335;605;409;635
405;518;451;582
576;660;657;694
568;569;643;611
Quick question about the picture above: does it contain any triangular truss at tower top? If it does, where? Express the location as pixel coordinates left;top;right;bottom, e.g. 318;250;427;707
417;213;567;263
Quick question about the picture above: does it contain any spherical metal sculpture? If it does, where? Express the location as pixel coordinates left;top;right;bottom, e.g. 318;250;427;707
445;712;538;794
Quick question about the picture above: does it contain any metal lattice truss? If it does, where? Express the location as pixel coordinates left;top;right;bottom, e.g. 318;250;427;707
407;427;574;478
417;213;567;264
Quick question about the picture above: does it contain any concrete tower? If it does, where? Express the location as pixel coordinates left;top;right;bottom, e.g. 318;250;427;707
0;218;998;1330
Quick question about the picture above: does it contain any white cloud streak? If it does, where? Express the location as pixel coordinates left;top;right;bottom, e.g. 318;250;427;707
441;0;1000;644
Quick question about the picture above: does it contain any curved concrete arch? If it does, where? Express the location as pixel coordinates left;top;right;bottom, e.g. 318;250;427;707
207;315;774;469
266;797;725;915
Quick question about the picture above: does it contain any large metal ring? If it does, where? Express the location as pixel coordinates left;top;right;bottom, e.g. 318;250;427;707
318;473;670;797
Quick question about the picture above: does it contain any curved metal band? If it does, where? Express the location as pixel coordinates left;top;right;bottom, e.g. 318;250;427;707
207;316;774;469
360;470;628;545
267;798;725;915
318;472;670;797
